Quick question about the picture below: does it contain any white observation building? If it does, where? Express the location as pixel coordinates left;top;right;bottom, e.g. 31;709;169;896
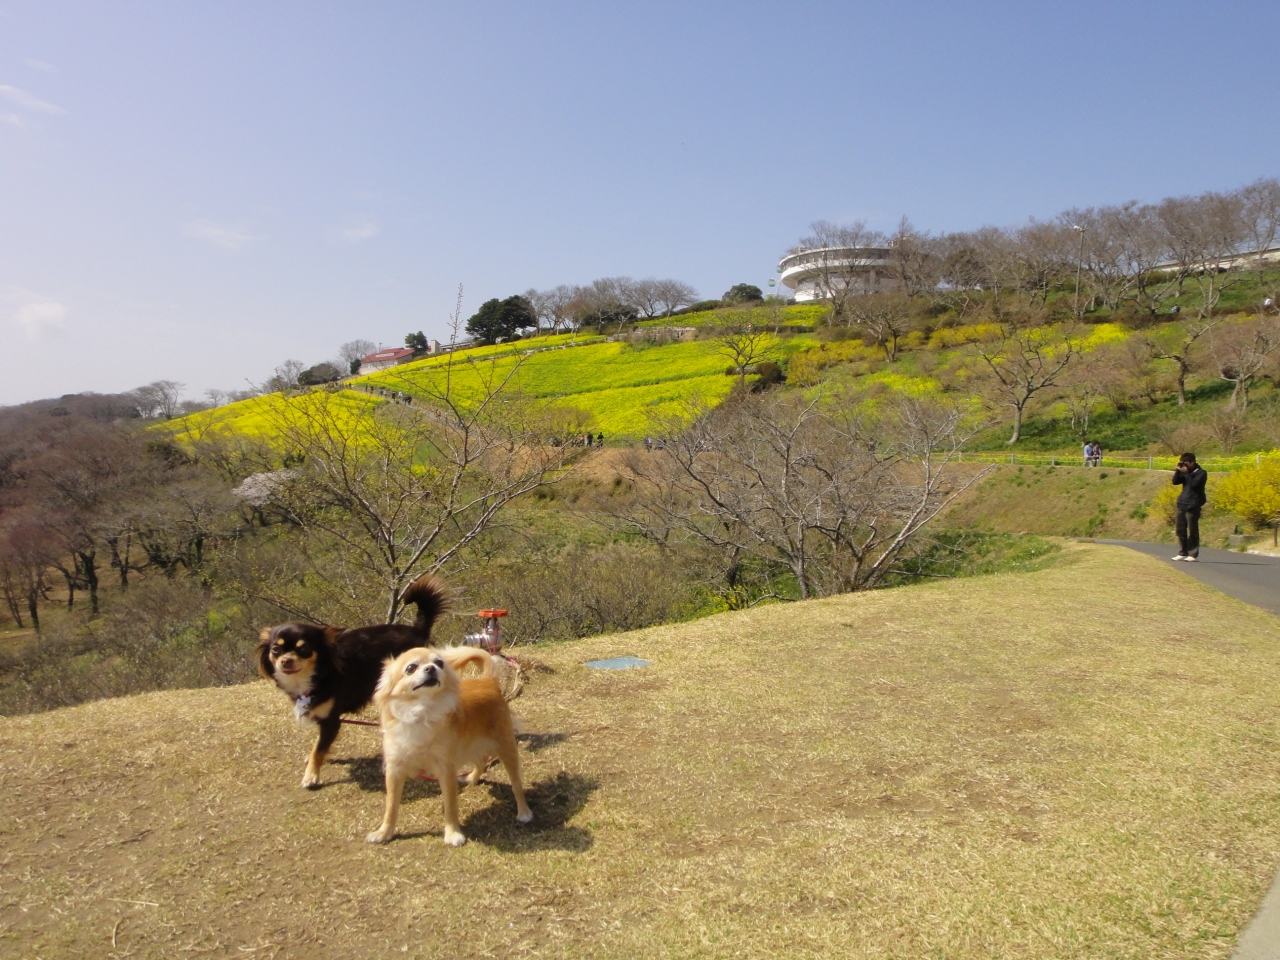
777;245;895;301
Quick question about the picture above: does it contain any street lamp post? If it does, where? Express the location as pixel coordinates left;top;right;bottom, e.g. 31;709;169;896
1072;224;1086;319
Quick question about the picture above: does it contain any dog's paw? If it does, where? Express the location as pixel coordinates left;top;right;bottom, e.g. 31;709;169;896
366;827;394;844
301;772;322;789
516;809;533;824
443;829;467;847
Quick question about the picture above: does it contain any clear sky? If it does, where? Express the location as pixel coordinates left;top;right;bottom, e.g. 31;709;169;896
3;1;1278;406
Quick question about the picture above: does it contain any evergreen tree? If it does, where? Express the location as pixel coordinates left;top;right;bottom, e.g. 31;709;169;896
466;296;535;345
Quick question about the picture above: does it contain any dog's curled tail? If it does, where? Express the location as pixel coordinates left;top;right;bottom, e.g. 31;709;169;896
400;573;450;636
438;646;494;680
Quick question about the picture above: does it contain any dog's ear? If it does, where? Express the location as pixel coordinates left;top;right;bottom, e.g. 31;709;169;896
255;628;277;680
372;655;399;708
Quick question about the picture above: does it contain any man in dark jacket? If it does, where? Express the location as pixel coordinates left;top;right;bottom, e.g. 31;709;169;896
1171;452;1208;561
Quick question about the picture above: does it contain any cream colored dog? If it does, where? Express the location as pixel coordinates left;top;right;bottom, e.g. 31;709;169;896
366;647;532;846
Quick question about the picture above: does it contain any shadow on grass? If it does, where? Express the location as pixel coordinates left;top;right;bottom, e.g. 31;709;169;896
517;731;570;752
465;771;600;852
330;756;440;799
331;756;598;851
332;730;572;792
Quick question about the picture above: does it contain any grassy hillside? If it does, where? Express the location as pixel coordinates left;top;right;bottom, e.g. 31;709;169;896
4;545;1280;958
174;332;818;440
942;462;1249;545
638;302;830;329
167;303;1280;460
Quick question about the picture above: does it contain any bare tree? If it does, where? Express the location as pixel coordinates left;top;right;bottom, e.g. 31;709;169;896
970;321;1080;444
1239;177;1280;269
1147;315;1222;405
567;277;640;328
263;360;305;393
1099;338;1172;409
525;285;579;334
848;292;915;361
1098;201;1179;314
1060;355;1112;442
653;279;698;317
714;314;777;387
1206;404;1248;454
1060;206;1141;311
1011;219;1074;307
932;231;993;316
31;425;148;613
884;217;940;297
1212;314;1280;410
338;339;377;374
1156;190;1247;318
621;389;987;601
131;380;185;420
243;300;587;625
0;516;56;632
130;469;234;578
628;278;665;320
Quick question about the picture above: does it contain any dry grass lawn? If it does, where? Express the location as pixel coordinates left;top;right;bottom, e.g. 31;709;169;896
4;544;1280;959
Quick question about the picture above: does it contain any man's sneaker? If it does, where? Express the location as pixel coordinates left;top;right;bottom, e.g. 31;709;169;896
1184;555;1199;562
1171;555;1185;561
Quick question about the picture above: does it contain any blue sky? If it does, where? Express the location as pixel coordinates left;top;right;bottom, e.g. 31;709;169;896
2;1;1278;405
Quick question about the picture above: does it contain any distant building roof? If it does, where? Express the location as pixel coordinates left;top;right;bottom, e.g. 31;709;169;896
360;347;415;364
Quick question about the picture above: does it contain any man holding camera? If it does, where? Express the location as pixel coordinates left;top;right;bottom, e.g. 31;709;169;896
1171;453;1208;561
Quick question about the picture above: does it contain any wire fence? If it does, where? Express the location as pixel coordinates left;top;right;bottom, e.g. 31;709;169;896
956;451;1280;472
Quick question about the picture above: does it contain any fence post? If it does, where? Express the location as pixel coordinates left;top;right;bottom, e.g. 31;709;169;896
1147;456;1153;469
1010;454;1015;465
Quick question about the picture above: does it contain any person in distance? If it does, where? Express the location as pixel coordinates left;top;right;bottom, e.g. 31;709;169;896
1171;453;1208;562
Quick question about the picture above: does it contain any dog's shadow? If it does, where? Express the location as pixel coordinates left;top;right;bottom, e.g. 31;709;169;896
516;732;570;752
464;770;599;852
332;730;571;793
331;754;598;852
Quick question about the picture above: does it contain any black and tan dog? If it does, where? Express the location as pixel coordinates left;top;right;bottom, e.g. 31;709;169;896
258;574;449;788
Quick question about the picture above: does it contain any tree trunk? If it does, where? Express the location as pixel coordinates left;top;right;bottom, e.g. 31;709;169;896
1007;404;1024;444
27;589;40;633
78;549;99;615
108;536;131;590
1230;379;1249;411
3;588;23;627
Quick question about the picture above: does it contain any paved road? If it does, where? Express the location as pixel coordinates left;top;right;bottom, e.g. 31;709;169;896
1098;540;1280;618
1097;540;1280;959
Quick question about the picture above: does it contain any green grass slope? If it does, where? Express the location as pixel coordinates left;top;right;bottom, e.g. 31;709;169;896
637;302;829;329
171;332;818;440
943;462;1244;544
4;545;1280;959
168;305;1280;461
